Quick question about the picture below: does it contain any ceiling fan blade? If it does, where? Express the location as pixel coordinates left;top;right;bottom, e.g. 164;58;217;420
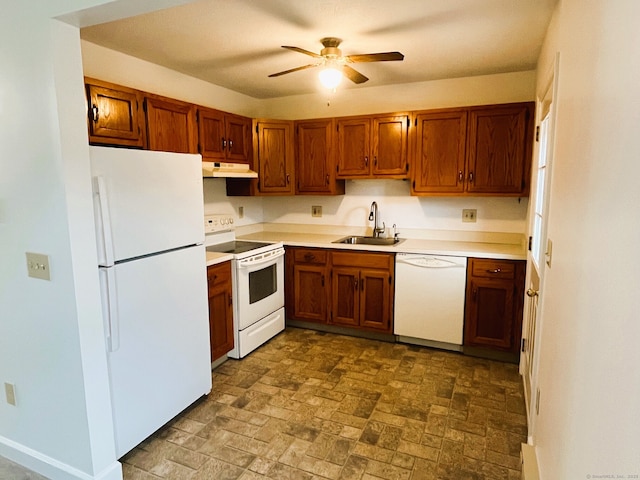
282;46;323;58
345;52;405;63
342;65;369;84
268;63;320;78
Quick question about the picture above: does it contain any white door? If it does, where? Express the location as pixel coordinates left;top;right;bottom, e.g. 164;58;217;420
100;245;211;457
521;54;559;439
90;146;204;264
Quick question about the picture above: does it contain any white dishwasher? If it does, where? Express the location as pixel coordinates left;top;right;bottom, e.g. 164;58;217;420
394;253;467;350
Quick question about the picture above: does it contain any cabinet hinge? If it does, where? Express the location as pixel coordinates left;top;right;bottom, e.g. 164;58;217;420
142;99;147;113
535;125;540;142
255;125;259;134
528;236;533;251
414;118;417;127
406;117;410;128
336;165;339;173
521;338;526;353
406;163;409;172
388;276;392;285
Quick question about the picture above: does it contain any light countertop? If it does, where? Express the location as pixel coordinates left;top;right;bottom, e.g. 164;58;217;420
236;230;526;260
205;251;234;266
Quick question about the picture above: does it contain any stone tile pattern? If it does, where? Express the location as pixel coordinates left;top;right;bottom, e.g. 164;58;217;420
122;328;527;480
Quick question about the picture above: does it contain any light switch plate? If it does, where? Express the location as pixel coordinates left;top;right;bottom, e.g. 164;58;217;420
26;252;50;281
5;383;16;406
311;205;322;217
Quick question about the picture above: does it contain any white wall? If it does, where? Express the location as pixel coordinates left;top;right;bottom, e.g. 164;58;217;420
532;1;640;478
0;5;120;480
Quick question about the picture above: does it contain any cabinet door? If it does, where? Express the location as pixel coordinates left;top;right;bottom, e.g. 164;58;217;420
412;110;467;194
331;267;360;327
359;269;392;332
197;107;226;160
466;102;534;195
296;119;336;194
292;264;327;323
207;263;234;361
372;114;409;177
464;277;514;350
86;81;145;147
145;96;197;153
256;120;294;194
225;113;252;164
336;118;370;177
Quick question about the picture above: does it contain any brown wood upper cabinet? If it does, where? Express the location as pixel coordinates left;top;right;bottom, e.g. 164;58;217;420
85;77;146;148
411;102;534;196
336;113;410;179
295;119;345;195
144;94;198;154
197;107;251;164
254;119;295;195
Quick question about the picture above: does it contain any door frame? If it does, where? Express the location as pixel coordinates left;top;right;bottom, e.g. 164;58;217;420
520;52;560;442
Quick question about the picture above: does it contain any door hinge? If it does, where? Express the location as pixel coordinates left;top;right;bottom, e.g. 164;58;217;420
535;125;540;142
528;236;533;251
388;276;392;285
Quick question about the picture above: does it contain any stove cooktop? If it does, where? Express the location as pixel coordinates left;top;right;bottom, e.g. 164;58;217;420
205;240;273;255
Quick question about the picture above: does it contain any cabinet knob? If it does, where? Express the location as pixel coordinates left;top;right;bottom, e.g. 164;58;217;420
469;171;474;183
221;138;227;150
374;156;378;166
326;174;329;185
91;104;99;122
286;174;290;184
354;279;358;290
364;156;369;166
458;170;463;183
486;268;502;274
304;254;315;261
228;139;233;150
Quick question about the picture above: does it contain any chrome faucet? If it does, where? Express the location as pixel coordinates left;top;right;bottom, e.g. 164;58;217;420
368;201;386;238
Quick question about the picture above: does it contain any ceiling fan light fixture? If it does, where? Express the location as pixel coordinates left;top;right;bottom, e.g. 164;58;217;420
319;66;343;89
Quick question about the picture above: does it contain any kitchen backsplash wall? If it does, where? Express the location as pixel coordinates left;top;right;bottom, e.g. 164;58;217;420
203;179;528;235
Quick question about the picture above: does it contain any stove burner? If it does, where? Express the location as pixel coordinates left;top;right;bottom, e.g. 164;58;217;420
206;240;272;255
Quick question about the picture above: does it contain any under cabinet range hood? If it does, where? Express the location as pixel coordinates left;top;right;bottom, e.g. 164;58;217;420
202;161;258;178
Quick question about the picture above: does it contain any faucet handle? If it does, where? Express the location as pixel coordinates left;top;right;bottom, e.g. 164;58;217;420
392;223;399;240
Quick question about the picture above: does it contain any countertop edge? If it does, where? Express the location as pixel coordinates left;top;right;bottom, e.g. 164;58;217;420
236;232;527;261
206;252;234;266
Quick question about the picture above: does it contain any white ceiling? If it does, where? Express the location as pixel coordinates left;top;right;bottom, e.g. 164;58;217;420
80;0;557;99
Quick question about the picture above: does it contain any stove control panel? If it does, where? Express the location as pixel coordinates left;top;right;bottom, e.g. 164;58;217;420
204;214;235;234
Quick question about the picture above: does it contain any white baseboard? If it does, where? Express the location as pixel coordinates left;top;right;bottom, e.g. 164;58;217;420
0;435;122;480
521;443;540;480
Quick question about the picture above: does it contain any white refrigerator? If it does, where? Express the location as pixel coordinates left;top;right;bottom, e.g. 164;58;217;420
90;146;212;458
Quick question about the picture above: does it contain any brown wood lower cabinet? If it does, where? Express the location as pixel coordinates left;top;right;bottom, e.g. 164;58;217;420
207;261;234;362
285;247;395;334
464;258;525;354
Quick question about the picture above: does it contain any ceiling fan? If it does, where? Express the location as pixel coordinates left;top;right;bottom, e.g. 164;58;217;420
268;37;404;86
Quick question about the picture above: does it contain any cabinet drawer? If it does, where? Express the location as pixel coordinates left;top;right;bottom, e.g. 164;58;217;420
470;258;515;280
331;250;393;269
207;262;232;289
293;248;328;265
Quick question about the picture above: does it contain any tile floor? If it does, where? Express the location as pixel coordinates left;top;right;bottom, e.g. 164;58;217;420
122;328;527;480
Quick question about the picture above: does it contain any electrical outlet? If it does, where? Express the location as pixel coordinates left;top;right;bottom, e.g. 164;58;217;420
26;252;50;280
5;383;16;406
311;205;322;217
462;209;477;223
238;206;244;219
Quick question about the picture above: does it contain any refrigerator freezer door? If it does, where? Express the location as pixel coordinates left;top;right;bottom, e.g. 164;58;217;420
90;146;204;265
104;245;211;458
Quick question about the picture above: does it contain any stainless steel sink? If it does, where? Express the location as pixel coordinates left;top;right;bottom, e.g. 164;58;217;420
333;235;404;246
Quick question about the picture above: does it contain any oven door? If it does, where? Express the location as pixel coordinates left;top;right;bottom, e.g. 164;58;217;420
235;247;285;330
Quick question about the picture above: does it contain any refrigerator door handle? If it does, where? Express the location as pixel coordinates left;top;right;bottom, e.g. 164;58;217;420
99;268;120;352
95;176;115;266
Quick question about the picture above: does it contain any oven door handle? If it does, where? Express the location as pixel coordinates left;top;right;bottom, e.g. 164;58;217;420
237;247;285;268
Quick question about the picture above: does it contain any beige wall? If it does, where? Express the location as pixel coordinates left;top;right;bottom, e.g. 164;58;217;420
532;0;640;477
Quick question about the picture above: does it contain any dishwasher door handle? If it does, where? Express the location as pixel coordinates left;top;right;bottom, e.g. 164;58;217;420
398;256;465;268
